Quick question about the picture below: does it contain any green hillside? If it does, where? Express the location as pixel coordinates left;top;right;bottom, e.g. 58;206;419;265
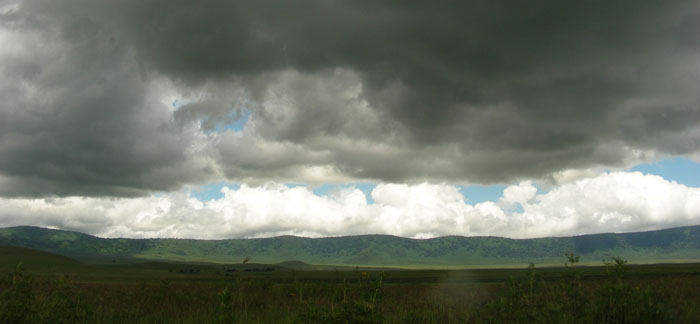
1;226;700;267
0;245;91;273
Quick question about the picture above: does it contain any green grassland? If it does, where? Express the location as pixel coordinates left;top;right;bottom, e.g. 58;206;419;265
2;246;700;323
2;225;700;268
4;226;700;322
0;245;95;274
4;244;700;285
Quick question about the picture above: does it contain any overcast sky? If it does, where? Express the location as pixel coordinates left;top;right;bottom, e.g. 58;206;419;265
1;0;699;239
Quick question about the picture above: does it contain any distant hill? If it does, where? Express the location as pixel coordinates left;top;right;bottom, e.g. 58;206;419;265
1;225;700;267
0;245;91;273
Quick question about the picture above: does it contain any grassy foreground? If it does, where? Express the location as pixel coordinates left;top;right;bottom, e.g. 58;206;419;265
2;250;700;323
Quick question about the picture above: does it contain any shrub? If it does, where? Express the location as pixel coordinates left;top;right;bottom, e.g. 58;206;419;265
217;285;236;324
592;257;670;324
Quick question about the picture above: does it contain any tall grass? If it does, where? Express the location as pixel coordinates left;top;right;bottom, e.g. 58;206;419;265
479;255;673;324
0;257;698;323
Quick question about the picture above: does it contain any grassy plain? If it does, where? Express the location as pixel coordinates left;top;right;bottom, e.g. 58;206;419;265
3;246;700;323
5;225;700;268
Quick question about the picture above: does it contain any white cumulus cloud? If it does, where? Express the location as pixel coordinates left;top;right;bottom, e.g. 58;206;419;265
0;172;699;239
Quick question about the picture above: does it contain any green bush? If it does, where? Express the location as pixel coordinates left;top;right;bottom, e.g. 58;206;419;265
217;285;236;324
592;257;670;324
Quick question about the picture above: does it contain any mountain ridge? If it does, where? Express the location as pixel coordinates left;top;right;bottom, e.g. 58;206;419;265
1;225;700;267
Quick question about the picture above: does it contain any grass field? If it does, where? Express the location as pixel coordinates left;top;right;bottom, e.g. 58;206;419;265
6;225;700;269
2;246;700;323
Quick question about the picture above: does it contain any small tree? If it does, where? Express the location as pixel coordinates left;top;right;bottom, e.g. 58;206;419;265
562;253;586;322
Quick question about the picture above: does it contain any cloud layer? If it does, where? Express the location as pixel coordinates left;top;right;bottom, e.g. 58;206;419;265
1;0;700;196
1;172;698;239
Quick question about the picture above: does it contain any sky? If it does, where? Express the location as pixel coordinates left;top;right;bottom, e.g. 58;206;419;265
1;0;700;239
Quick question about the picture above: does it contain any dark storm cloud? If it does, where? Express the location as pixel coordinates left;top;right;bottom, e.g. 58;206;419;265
116;0;700;179
1;0;700;196
0;1;215;197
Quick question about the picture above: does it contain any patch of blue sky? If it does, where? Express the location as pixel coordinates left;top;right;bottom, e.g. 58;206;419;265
285;183;308;189
459;184;506;204
170;97;203;110
213;109;251;133
312;183;376;204
189;182;240;201
511;204;525;213
171;99;183;109
188;182;377;203
628;156;700;187
535;185;550;196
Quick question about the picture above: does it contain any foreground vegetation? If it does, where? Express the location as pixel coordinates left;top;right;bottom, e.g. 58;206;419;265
2;254;700;323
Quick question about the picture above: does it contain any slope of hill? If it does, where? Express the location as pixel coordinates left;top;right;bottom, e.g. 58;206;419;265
0;245;92;273
1;225;700;267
